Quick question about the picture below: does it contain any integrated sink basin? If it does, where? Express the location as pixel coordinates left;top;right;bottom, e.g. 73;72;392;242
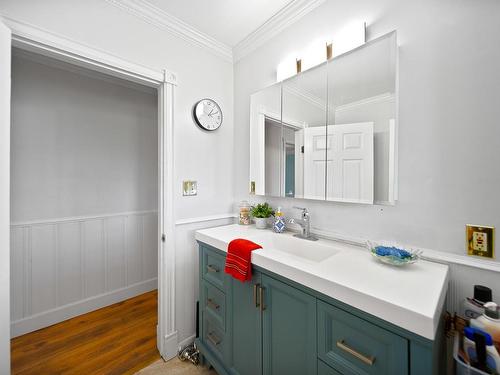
249;232;340;262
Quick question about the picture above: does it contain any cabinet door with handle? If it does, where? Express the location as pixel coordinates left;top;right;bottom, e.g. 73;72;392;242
261;274;317;375
226;270;262;375
317;300;408;375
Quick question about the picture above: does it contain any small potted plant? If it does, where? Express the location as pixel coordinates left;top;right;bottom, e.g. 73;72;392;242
251;203;274;229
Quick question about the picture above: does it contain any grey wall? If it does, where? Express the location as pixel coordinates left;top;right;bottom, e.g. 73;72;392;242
234;0;500;260
11;53;158;222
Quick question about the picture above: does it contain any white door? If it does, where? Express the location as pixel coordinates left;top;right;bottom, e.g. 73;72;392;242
326;122;374;204
0;20;11;373
303;127;327;200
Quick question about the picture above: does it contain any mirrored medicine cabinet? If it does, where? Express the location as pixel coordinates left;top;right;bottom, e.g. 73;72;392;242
249;31;398;205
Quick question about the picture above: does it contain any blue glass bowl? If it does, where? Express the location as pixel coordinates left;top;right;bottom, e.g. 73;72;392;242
367;241;421;266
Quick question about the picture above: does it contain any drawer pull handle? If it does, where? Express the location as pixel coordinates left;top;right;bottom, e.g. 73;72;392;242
336;340;375;366
207;332;221;346
253;284;260;308
207;298;220;310
259;286;266;311
207;264;219;273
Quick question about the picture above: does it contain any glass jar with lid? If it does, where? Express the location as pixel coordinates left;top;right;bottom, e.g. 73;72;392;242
239;201;251;225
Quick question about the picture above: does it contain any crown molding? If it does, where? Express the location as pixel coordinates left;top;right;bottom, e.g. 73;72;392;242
233;0;326;62
335;92;395;113
283;83;326;111
104;0;233;63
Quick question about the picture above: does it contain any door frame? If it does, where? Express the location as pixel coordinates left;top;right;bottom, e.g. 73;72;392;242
1;16;178;360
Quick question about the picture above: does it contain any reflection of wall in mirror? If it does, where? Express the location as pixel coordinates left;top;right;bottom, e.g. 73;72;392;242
264;118;282;197
283;126;296;197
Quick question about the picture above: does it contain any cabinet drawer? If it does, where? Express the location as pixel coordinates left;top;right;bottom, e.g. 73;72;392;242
202;312;227;362
317;300;408;375
203;281;226;329
201;246;226;290
318;360;342;375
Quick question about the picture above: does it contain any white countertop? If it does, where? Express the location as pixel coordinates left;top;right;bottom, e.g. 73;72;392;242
195;224;449;340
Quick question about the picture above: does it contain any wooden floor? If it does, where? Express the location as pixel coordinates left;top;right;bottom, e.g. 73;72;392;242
11;290;160;375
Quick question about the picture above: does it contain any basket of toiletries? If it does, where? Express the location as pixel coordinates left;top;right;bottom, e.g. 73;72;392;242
454;331;499;375
454;301;500;374
366;241;421;266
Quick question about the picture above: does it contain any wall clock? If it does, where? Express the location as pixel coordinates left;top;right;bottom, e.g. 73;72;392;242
193;98;223;131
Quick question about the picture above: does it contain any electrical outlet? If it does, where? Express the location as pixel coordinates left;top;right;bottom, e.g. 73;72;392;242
466;224;495;259
182;180;197;196
472;232;487;252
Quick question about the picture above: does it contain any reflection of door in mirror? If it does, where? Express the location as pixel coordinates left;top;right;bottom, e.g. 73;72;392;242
284;143;295;197
303;127;326;200
325;123;374;204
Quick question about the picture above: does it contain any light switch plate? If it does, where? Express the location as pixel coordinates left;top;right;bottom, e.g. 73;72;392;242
466;224;495;258
182;180;197;196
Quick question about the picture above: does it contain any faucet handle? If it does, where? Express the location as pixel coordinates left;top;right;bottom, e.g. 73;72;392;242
293;206;309;219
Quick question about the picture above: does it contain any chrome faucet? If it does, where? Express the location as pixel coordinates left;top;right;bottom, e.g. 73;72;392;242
288;207;318;241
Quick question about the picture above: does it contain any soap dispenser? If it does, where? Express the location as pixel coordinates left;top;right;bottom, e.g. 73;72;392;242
272;207;286;233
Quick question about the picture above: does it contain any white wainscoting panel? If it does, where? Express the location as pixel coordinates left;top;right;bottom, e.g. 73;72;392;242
446;262;500;315
10;211;158;337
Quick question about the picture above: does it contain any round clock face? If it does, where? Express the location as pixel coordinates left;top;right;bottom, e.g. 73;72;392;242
193;99;223;131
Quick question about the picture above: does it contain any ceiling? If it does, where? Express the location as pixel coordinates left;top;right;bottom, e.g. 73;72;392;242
146;0;293;47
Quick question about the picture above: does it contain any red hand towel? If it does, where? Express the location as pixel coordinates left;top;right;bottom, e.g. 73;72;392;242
224;238;262;282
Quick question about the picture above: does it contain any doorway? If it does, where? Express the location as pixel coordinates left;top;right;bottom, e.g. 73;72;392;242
9;48;160;373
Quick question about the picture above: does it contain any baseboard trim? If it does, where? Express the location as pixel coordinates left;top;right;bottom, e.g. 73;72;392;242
162;331;179;361
11;278;157;337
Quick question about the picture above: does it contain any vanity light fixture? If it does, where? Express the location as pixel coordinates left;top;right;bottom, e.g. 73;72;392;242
327;21;366;57
276;55;297;81
275;21;366;82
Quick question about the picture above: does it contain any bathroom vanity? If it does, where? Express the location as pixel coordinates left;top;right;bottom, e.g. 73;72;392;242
195;225;449;375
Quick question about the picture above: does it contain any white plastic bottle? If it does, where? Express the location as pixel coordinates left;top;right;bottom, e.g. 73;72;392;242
470;302;500;354
463;326;500;373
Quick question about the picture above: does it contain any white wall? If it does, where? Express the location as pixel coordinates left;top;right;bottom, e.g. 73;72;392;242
1;0;235;358
234;0;500;261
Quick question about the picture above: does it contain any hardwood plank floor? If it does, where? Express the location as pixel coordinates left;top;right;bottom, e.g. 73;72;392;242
11;290;160;375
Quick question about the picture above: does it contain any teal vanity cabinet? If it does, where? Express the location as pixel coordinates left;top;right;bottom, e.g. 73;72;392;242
195;242;444;375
